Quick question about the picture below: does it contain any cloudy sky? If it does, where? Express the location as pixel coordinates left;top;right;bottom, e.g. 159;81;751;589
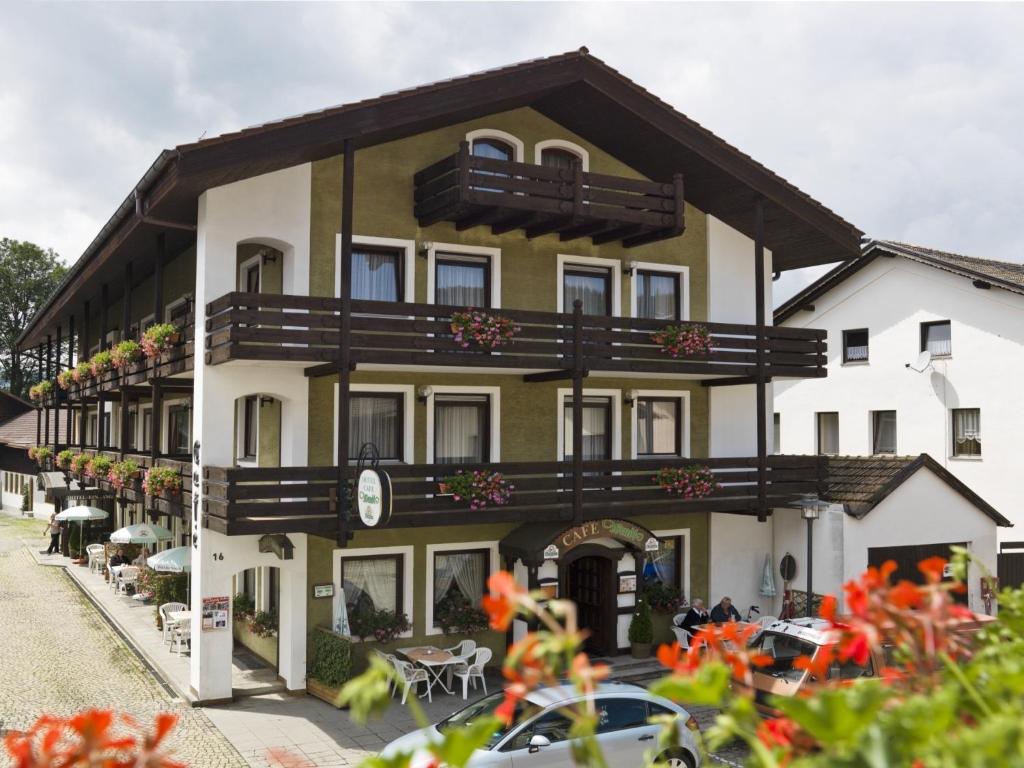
2;2;1023;303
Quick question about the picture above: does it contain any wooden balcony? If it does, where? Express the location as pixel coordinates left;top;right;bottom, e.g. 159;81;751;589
414;142;684;247
54;449;190;519
204;293;827;380
201;455;824;537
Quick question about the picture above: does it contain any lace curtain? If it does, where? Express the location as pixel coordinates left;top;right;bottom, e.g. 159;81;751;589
564;399;610;460
435;397;486;464
352;250;399;302
563;270;610;315
436;259;487;307
349;395;400;459
434;552;486;606
872;411;897;454
343;557;397;613
637;272;677;321
637;399;679;455
954;409;981;456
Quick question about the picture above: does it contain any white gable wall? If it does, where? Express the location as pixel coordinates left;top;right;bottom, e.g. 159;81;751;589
776;255;1024;538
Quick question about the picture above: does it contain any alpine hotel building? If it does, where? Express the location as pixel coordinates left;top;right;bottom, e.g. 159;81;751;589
19;50;862;702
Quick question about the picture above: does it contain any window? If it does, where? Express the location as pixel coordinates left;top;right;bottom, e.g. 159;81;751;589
352;247;402;303
641;536;681;590
635;270;680;321
242;396;258;460
141;410;152;452
952;408;981;457
921;320;951;357
636;398;681;456
596;698;649;733
167;298;192;325
842;329;869;363
540;147;580;170
349;393;403;461
504;710;573;751
434;395;489;464
563;266;612;315
435;254;490;307
816;412;839;456
244;262;260;293
125;409;137;451
241;569;256;600
100;410;111;447
773;413;781;454
564;396;612;461
268;568;279;613
471;137;513;162
88;413;97;447
871;411;897;455
167;405;191;455
433;550;488;618
342;555;401;615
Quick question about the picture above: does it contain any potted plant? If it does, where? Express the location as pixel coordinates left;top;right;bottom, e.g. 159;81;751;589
56;370;75;390
86;455;113;481
449;309;520;350
248;610;279;638
655;465;720;499
435;592;490;635
347;603;411;642
28;381;53;402
141;323;181;360
111;339;142;371
651;323;712;358
307;627;353;707
438;470;514;511
70;453;91;476
56;449;75;471
143;466;182;497
33;446;53;468
233;592;256;622
90;350;113;379
72;362;92;385
108;459;141;491
628;599;654;659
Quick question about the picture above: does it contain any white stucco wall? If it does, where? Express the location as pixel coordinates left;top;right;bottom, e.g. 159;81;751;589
776;255;1023;537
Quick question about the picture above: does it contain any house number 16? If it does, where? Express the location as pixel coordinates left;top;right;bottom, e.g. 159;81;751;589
212;552;224;561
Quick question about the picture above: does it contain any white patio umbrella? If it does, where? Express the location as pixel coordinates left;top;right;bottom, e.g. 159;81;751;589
759;553;777;598
146;546;191;573
55;506;108;557
110;523;173;546
333;587;351;636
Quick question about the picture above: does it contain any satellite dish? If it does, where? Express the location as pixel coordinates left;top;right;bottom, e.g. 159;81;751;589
906;350;932;373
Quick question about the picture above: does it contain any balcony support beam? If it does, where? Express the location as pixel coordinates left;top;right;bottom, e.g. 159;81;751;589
122;261;133;340
153;233;165;326
54;323;62;455
335;138;355;548
754;198;768;522
44;334;51;449
79;301;89;450
66;314;74;447
571;298;584;525
35;343;42;446
98;283;108;451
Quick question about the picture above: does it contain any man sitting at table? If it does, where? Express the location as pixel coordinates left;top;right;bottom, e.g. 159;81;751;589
710;596;742;623
132;547;150;567
109;548;130;568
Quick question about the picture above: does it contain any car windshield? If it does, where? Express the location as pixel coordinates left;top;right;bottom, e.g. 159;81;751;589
750;631;818;683
438;691;539;750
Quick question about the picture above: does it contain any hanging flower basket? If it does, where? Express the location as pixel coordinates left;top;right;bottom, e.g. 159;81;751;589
654;465;720;499
70;453;91;476
108;459;142;491
450;309;520;351
85;455;113;480
56;449;75;470
28;381;53;402
33;446;53;468
90;350;113;378
144;466;182;497
141;323;181;360
651;323;712;358
57;370;75;390
438;470;514;511
72;362;93;384
111;339;143;371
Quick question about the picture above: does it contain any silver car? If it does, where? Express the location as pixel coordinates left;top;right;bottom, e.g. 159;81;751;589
382;682;702;767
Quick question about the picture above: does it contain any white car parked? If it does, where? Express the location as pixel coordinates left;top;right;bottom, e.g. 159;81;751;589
382;682;702;767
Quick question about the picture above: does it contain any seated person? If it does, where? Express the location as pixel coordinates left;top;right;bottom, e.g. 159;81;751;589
710;596;742;623
679;598;710;636
109;548;130;568
132;547;150;567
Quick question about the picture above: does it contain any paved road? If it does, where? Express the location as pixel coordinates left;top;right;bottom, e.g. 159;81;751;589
0;512;245;768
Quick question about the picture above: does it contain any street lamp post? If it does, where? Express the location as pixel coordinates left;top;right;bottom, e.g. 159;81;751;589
800;494;823;618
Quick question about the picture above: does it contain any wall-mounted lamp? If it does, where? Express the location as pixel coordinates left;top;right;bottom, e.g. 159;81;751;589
261;251;278;265
624;261;639;276
419;241;434;258
417;385;434;403
624;389;640;406
259;396;275;407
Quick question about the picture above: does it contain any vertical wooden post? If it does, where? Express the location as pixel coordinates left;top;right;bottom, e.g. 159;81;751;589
44;334;51;448
98;284;108;450
35;344;42;446
150;236;165;462
154;234;165;324
80;302;89;450
55;324;63;454
67;315;75;447
151;382;162;461
457;140;470;205
122;262;132;340
336;139;355;547
571;299;584;524
120;388;129;458
754;199;768;522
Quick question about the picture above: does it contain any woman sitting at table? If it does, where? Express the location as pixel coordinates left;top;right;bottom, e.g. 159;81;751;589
109;548;130;568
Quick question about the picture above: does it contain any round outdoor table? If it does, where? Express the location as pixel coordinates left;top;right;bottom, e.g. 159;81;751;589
397;646;462;697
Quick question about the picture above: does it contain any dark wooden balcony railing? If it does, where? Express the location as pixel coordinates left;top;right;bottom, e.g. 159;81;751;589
58;448;190;519
201;455;825;537
414;142;684;247
204;293;826;379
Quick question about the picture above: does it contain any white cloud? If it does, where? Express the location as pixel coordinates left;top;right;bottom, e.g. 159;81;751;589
1;1;1022;305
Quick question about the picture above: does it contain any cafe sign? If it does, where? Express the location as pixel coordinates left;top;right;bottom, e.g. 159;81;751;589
554;519;656;554
357;468;392;528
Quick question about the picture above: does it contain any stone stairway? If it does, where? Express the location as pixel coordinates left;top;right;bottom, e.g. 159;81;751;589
597;655;666;685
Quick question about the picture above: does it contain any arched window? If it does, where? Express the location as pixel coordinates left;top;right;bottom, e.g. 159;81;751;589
541;147;581;171
535;140;590;171
471;137;514;162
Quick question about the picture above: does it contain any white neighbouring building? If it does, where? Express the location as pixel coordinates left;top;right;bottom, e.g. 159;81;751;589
774;240;1022;587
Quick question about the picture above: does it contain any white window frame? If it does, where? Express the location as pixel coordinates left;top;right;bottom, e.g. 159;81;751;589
556;387;622;461
425;385;501;464
424;541;500;636
162;396;192;456
629;262;690;321
950;407;983;461
235;396;260;468
556;254;622;316
465;129;525;163
335;235;416;304
333;545;415;642
650;526;692;606
333;384;415;465
238;252;262;293
164;295;192;324
630;390;691;459
534;139;590;171
426;243;502;309
138;403;153;453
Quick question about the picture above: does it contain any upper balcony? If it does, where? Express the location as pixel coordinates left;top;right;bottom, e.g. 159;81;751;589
204;294;826;381
414;142;685;248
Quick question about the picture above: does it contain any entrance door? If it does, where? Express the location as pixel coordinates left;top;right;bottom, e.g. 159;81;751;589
566;556;615;656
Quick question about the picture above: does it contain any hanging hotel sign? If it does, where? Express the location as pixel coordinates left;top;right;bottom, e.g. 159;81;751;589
357;468;392;528
543;544;560;560
644;537;660;552
554;519;655;555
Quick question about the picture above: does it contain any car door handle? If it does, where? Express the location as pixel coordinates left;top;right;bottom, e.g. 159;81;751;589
638;734;655;742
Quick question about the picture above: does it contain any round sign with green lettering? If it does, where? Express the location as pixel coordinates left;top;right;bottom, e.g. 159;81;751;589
357;468;392;527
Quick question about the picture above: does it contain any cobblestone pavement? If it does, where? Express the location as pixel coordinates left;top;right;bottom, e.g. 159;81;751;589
0;512;246;768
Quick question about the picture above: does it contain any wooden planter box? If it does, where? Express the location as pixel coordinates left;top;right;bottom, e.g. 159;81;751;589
306;677;347;709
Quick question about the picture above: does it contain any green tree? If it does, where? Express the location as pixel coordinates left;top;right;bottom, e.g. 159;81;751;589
0;238;67;398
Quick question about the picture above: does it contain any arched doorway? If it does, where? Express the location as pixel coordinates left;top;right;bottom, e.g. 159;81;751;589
563;548;618;656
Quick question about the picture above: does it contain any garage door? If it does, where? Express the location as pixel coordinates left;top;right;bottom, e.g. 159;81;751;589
867;542;966;603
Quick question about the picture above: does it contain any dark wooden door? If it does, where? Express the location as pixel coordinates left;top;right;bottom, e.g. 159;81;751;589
999;553;1024;589
567;556;615;656
868;542;966;603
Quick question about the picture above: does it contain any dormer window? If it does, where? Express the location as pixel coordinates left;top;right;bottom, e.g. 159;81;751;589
541;148;579;170
471;137;513;162
465;129;524;163
535;139;590;171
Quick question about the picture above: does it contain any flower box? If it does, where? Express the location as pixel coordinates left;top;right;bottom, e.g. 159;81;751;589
651;323;712;358
450;309;519;351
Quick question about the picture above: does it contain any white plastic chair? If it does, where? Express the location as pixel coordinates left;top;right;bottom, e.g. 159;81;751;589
170;617;191;656
444;639;476;659
671;626;691;649
86;544;105;574
117;566;140;596
672;613;687;628
159;602;187;644
453;647;492;700
395;660;430;704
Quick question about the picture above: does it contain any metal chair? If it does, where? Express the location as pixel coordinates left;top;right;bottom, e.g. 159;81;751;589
159;602;187;644
453;647;492;700
395;659;431;704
